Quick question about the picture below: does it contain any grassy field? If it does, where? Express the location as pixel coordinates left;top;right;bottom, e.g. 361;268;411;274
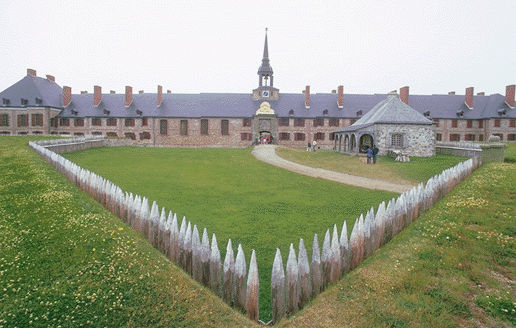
3;137;513;327
0;137;255;328
276;147;466;186
280;160;516;327
64;146;397;321
504;142;516;163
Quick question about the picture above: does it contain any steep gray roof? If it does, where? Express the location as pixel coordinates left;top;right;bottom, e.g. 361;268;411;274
0;74;62;108
336;94;432;132
1;74;515;120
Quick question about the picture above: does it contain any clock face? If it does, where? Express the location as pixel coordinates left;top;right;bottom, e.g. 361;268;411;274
262;90;270;97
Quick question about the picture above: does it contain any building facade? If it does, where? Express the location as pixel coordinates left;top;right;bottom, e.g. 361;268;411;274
1;33;515;148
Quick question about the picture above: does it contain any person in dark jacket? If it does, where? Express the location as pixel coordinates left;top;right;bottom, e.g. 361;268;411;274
372;145;379;164
366;146;373;164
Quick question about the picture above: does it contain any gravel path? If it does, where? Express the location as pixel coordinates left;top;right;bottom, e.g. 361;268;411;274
251;145;412;193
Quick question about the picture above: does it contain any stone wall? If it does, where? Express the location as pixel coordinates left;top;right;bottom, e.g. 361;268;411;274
376;124;435;157
0;106;60;135
43;138;105;153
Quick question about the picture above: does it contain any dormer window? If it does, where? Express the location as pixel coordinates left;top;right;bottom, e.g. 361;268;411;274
103;109;110;115
35;97;43;105
136;109;142;116
21;98;28;106
356;110;362;116
456;110;464;117
497;109;506;116
424;111;431;117
71;110;78;115
2;98;10;105
323;109;328;116
288;109;294;116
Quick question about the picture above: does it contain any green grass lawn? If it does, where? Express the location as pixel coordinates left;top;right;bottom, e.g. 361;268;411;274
2;137;514;327
504;142;516;163
276;147;466;186
280;160;516;327
64;146;397;321
0;137;255;328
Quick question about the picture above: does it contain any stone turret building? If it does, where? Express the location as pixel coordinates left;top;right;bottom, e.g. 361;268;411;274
0;31;515;148
334;92;435;157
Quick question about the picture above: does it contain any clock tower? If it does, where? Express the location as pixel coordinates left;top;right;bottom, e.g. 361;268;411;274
253;28;279;100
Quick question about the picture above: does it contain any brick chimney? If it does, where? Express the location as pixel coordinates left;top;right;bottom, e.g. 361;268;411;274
476;92;485;96
125;86;133;107
337;85;344;108
63;86;72;107
157;85;163;107
448;91;455;95
465;87;474;109
305;85;310;108
27;68;36;77
505;84;515;108
94;85;102;107
46;75;55;82
400;86;409;105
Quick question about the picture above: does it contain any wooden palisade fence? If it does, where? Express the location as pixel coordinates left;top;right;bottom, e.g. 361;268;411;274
30;137;480;325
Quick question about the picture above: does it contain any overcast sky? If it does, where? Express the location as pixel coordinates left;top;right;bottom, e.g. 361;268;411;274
1;0;515;96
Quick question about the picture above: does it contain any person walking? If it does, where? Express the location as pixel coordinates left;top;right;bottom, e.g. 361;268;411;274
307;141;311;151
366;146;373;164
312;140;317;152
372;144;379;164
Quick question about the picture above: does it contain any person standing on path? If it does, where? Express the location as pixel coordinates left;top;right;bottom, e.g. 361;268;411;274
312;140;317;152
307;141;311;151
372;145;379;164
366;146;373;164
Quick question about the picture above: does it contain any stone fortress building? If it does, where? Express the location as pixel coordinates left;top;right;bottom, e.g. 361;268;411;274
1;31;515;151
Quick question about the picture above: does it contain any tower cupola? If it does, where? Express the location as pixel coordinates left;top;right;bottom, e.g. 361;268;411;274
253;28;279;100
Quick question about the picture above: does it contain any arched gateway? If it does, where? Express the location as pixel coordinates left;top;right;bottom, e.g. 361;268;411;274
253;101;278;144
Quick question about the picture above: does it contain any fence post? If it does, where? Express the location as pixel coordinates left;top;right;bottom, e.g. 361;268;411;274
330;225;341;283
234;244;247;312
169;214;179;263
271;248;285;324
209;233;221;296
321;229;331;289
311;233;322;297
286;243;299;315
298;238;311;309
340;221;350;275
178;217;186;269
223;239;235;305
246;249;259;321
184;222;192;275
192;225;202;282
199;228;209;287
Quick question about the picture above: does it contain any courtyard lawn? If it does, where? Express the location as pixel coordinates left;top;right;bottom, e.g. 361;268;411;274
504;142;516;163
64;146;397;321
0;137;255;328
281;160;516;327
276;147;466;186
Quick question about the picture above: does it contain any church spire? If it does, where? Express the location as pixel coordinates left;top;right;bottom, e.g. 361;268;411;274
258;28;274;87
263;28;269;59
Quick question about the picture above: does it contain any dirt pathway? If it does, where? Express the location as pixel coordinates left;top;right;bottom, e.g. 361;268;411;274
251;145;412;193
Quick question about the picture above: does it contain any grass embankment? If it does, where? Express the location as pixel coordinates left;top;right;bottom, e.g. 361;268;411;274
64;146;397;321
280;161;516;327
276;147;466;186
504;142;516;163
0;137;255;328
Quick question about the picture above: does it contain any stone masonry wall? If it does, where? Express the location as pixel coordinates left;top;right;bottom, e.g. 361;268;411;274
376;124;435;157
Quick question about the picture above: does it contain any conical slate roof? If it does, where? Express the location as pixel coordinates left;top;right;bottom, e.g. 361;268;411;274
257;31;273;75
336;94;433;132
